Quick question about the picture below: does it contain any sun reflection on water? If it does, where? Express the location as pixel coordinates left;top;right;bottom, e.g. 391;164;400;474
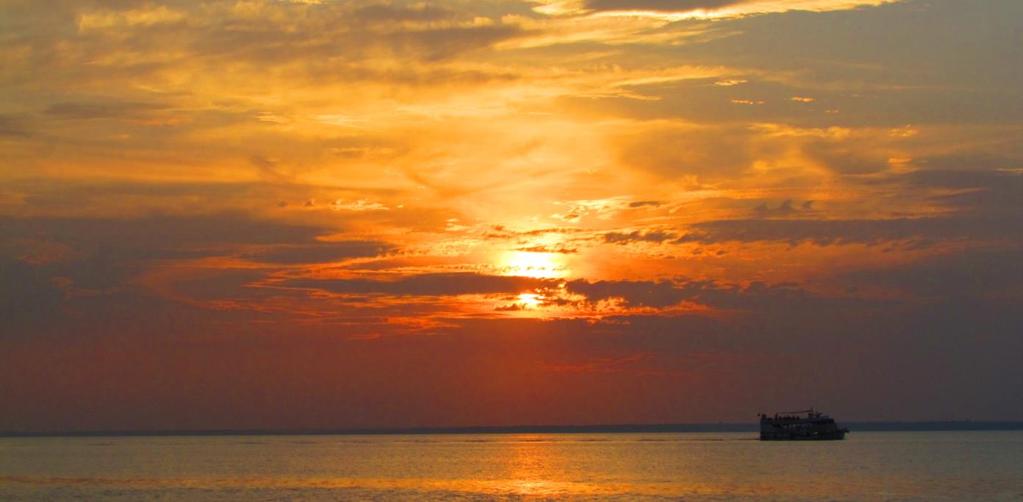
496;434;592;497
2;433;1006;500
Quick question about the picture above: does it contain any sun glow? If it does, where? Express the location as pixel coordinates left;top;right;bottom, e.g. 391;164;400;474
499;251;568;278
517;293;542;308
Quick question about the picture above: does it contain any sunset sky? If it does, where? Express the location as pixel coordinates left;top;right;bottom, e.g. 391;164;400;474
1;0;1021;432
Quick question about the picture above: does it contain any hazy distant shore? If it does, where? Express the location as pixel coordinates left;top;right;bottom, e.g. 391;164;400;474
4;421;1022;438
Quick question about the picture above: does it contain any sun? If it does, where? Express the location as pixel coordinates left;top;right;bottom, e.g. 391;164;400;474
517;293;542;309
499;251;568;279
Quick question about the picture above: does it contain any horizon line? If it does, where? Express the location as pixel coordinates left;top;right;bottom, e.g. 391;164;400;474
4;420;1023;438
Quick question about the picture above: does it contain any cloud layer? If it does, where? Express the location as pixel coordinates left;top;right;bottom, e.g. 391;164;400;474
1;0;1021;430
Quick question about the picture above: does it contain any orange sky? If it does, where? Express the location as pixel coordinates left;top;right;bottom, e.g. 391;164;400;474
1;0;1021;431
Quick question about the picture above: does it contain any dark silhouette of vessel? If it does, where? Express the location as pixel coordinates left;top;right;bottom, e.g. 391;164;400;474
759;409;848;440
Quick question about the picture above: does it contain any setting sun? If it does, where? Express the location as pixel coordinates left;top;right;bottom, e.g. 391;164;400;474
516;293;543;309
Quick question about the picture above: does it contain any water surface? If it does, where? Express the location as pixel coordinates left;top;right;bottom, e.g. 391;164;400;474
1;431;1020;500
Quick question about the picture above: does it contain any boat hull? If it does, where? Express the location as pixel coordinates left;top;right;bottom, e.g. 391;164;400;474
759;430;847;441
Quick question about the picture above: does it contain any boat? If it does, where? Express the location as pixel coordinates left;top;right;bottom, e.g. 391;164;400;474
758;408;848;440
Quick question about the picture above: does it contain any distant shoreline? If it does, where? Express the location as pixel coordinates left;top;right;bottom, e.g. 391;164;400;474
3;421;1022;438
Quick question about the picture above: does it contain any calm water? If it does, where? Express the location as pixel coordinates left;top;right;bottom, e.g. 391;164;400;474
1;432;1020;500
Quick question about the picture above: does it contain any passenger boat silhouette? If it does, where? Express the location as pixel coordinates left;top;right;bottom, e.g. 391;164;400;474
759;409;848;440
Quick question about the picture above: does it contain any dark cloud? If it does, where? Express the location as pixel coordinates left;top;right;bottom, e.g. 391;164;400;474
673;0;1023;126
9;179;297;212
603;230;678;245
284;273;556;297
0;214;331;291
841;246;1023;299
3;179;421;232
0;214;328;250
629;200;663;208
565;1;1023;128
674;169;1022;252
678;214;1023;247
241;241;395;264
0;114;32;137
0;259;64;334
565;278;816;310
903;169;1023;214
752;199;814;218
567;279;690;308
913;154;1023;172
